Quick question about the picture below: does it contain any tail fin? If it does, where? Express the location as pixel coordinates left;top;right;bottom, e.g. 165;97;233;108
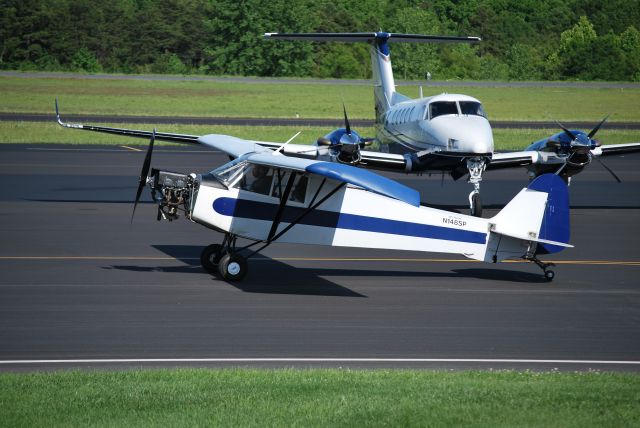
485;174;571;262
264;32;480;123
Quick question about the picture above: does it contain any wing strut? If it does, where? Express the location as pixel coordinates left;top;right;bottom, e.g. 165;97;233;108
244;180;346;258
266;171;297;242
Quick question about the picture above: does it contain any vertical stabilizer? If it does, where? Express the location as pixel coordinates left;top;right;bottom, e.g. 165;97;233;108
369;33;396;123
485;173;571;262
263;32;480;125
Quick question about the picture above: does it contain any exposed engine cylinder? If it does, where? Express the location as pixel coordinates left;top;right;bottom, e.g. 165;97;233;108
150;169;194;221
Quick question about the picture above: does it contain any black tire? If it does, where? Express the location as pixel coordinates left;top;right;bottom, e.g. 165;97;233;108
200;244;224;274
470;193;482;217
218;253;248;281
544;270;555;282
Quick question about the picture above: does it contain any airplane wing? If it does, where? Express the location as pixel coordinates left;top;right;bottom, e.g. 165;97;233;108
242;150;420;207
189;130;421;206
198;134;272;158
359;150;408;171
486;151;538;170
55;98;284;148
487;142;640;172
597;142;640;156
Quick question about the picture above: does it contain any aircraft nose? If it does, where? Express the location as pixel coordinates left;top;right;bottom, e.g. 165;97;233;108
425;116;494;154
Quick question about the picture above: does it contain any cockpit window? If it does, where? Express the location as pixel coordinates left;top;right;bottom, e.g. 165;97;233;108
211;157;247;186
459;101;487;118
429;101;458;119
240;164;274;195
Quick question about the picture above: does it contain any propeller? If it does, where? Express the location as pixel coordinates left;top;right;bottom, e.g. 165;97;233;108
551;116;621;182
132;128;156;222
317;104;374;164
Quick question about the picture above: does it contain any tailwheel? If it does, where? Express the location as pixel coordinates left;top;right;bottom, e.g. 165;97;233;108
218;253;248;281
469;191;482;217
201;244;224;274
528;255;556;282
544;269;555;282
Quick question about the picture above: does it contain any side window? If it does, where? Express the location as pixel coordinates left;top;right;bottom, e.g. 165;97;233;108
290;175;308;203
271;171;308;203
237;164;274;195
271;169;288;198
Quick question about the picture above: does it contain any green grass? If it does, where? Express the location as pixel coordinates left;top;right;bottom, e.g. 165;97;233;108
1;121;638;151
2;75;640;121
1;369;638;427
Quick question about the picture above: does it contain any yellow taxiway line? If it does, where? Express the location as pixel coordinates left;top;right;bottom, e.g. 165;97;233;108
120;145;143;152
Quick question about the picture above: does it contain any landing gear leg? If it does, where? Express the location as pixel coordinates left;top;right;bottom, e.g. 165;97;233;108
469;189;481;218
526;255;556;282
467;157;486;217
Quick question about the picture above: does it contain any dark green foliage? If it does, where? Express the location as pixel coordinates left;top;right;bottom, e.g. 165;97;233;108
1;0;639;80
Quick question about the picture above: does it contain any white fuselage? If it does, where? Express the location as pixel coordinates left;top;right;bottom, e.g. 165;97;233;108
377;93;494;155
189;173;526;263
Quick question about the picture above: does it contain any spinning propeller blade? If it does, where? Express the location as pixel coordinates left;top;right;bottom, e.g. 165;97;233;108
132;128;156;222
343;103;351;135
595;156;622;183
557;121;576;141
588;115;609;139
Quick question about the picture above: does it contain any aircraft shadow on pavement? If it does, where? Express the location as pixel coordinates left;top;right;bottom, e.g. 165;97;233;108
105;244;549;297
107;244;366;298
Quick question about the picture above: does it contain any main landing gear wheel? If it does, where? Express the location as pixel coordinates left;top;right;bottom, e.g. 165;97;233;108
469;192;482;217
218;253;248;281
200;244;224;274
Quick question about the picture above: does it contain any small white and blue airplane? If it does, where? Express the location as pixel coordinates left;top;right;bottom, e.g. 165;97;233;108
121;128;571;282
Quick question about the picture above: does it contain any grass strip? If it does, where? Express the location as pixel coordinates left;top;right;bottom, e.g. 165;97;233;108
0;368;638;427
2;75;639;121
1;121;639;151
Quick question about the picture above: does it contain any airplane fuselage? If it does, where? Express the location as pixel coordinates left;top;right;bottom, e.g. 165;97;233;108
377;93;494;159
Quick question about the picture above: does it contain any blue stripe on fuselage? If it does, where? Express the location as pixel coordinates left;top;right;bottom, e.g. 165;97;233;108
213;197;486;245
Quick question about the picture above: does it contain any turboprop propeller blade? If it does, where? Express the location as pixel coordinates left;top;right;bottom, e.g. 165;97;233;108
594;156;622;183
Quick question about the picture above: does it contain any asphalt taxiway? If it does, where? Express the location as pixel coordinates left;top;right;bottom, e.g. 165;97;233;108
0;144;639;371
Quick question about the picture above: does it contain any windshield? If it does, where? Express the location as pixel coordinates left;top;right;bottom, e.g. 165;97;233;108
429;101;458;119
459;101;487;118
211;157;248;186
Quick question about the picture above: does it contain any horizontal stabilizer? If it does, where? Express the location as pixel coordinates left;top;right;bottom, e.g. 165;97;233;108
265;32;480;44
491;228;573;249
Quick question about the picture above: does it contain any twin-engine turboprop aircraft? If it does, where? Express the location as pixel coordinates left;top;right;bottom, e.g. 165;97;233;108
263;32;640;216
126;129;571;282
54;31;640;219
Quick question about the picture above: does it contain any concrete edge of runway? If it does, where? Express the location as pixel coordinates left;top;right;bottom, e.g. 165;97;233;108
2;358;640;373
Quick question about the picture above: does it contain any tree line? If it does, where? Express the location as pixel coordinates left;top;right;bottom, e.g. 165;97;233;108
1;0;639;81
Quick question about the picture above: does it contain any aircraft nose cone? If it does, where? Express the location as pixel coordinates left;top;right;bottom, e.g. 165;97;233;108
425;116;494;154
